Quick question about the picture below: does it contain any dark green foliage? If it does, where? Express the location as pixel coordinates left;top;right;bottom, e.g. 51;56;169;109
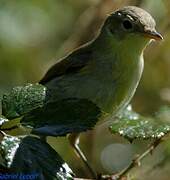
0;134;21;169
110;106;170;141
1;83;102;136
2;84;46;119
21;98;101;136
0;134;74;180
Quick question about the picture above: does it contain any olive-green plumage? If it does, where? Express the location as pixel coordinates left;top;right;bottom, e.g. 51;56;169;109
20;6;162;136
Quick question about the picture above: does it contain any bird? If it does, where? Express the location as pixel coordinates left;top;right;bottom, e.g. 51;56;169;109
2;6;163;179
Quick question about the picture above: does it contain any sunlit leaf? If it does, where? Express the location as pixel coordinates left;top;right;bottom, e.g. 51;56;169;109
2;83;46;119
0;133;21;168
110;106;170;141
0;115;8;126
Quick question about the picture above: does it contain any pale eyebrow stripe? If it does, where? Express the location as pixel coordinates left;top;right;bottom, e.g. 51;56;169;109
126;14;135;21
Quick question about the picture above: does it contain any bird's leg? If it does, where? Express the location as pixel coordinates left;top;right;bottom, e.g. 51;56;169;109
68;133;97;179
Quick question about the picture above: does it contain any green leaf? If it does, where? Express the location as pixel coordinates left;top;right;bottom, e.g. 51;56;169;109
0;134;74;180
2;83;46;119
110;106;170;141
0;133;21;169
0;115;8;127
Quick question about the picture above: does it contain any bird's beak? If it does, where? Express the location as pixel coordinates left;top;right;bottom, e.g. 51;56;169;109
144;30;163;41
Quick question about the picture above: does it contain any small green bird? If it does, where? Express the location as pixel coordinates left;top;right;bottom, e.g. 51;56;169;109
7;6;163;178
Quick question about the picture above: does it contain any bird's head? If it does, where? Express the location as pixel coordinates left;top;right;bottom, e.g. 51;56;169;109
101;6;163;52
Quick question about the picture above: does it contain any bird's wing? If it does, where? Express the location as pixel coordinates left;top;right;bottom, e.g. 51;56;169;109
40;44;93;84
21;98;101;136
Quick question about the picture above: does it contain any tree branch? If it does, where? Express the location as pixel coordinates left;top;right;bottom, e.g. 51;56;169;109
74;138;165;180
101;138;163;180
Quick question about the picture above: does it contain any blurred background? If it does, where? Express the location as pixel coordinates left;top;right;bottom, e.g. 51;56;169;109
0;0;170;179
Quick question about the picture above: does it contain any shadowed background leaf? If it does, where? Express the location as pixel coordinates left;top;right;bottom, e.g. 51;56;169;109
0;134;74;180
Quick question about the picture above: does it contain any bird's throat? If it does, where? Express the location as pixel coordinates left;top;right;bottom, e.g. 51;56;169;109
90;39;145;115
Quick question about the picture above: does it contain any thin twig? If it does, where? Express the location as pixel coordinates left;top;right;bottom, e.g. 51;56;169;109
102;138;162;180
74;138;165;180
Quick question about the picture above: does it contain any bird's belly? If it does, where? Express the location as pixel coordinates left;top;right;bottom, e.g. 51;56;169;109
91;78;139;115
46;72;140;116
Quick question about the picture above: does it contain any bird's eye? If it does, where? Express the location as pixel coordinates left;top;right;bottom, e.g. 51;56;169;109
122;20;133;30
